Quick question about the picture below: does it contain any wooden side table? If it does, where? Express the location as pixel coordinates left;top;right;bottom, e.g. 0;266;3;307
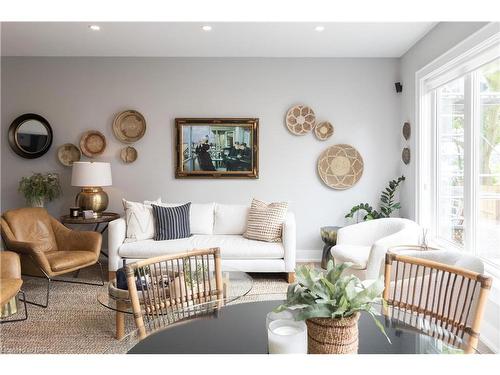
320;226;342;269
60;212;120;258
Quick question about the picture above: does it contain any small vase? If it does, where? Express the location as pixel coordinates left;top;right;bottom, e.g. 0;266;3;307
306;312;360;354
30;199;45;208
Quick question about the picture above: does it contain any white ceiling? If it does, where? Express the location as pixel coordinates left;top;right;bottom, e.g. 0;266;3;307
1;22;436;57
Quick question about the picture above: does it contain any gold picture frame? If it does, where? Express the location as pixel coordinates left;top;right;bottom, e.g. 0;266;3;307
175;118;259;179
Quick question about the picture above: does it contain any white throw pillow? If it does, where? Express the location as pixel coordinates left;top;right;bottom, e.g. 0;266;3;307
157;201;215;235
214;204;250;235
122;199;157;240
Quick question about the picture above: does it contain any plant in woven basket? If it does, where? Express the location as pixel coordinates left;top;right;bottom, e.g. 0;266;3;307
18;172;62;207
275;260;390;354
345;175;405;222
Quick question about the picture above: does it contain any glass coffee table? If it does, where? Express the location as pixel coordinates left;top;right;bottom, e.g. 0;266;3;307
97;269;253;339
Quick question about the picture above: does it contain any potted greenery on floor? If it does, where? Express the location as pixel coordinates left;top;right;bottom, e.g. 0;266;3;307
275;260;389;354
18;172;61;207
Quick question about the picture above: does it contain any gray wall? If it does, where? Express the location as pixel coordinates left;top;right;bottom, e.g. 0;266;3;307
1;57;401;256
399;22;488;219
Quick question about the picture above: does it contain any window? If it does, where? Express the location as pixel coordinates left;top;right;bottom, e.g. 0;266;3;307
416;25;500;273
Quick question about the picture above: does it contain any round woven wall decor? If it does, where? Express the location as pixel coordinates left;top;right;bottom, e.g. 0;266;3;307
285;105;316;135
79;130;106;158
120;146;138;164
317;144;364;190
314;121;334;140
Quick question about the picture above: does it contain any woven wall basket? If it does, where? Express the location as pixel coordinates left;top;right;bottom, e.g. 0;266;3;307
306;312;360;354
317;144;364;189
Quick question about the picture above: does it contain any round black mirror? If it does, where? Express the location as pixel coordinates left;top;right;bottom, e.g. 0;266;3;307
8;114;53;159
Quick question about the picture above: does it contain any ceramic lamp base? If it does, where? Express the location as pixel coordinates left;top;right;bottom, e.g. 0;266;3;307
75;187;108;216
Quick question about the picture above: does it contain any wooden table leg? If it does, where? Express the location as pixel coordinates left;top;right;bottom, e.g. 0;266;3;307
116;301;126;340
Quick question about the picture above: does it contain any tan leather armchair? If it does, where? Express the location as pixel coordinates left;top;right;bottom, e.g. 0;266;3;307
1;207;103;307
1;251;27;323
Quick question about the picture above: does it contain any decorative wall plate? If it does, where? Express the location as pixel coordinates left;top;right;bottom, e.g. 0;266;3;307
317;144;364;190
113;110;146;143
314;121;334;140
79;130;106;157
402;122;411;140
402;147;411;165
285;105;316;135
120;146;138;163
57;143;81;166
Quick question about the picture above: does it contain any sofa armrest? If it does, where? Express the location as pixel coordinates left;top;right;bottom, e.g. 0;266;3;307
282;212;296;272
365;224;421;280
108;217;126;272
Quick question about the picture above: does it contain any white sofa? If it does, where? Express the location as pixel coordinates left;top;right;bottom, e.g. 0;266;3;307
108;202;296;281
331;218;421;280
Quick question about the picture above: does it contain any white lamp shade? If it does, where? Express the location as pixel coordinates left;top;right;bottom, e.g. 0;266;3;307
71;162;112;187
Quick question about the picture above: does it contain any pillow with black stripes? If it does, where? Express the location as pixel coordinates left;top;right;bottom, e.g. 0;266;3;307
151;202;191;240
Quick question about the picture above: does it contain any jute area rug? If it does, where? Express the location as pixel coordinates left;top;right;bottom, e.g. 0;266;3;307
0;259;288;354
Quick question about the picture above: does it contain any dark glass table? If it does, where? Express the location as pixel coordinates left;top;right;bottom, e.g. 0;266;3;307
122;300;477;354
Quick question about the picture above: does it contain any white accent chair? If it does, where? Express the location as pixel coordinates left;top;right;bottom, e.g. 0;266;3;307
330;218;421;280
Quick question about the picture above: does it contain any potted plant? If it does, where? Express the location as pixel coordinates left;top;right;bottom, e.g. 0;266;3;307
18;172;61;207
275;260;390;354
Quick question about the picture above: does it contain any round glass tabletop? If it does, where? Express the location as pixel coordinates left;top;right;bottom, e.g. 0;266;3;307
97;268;253;314
106;300;479;354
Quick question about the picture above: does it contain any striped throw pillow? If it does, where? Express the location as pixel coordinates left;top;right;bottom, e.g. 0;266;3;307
244;199;288;242
152;203;191;240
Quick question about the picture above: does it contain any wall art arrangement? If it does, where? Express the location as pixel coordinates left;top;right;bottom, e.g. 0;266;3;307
175;118;259;179
317;144;364;190
57;143;81;166
402;121;411;165
285;104;334;141
79;130;107;157
113;109;147;164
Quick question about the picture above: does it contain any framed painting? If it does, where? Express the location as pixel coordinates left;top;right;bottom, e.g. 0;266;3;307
175;118;259;178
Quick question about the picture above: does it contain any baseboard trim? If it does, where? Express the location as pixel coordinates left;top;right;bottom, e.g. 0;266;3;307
296;249;322;263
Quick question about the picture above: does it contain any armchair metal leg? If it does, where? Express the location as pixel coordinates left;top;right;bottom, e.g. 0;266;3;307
20;257;105;308
1;290;29;324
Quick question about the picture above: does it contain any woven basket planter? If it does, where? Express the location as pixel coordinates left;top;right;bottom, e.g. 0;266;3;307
306;312;360;354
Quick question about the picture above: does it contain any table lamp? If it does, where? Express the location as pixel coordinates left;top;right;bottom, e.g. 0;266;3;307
71;161;112;216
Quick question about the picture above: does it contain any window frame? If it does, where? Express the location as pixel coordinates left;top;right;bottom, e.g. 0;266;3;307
415;23;500;276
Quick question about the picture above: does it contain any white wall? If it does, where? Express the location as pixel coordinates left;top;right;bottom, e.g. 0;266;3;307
399;22;488;219
1;57;401;258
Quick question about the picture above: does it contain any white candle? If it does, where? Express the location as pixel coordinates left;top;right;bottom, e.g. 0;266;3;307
268;319;308;354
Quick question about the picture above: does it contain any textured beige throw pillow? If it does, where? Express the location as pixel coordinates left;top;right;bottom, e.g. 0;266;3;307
244;199;288;242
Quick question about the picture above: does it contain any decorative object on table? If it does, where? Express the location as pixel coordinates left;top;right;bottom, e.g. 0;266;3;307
175;118;259;179
314;121;334;140
112;110;147;143
345;175;405;222
57;143;81;166
69;207;80;218
285;105;316;135
402;147;410;165
79;130;106;157
320;226;342;269
120;146;138;164
402;121;411;140
268;319;308;354
317;144;364;190
71;161;112;216
82;210;95;219
18;172;61;207
274;260;389;354
243;198;288;243
8;113;53;159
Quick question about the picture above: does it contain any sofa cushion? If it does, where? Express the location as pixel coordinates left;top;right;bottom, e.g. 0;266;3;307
152;203;191;240
122;199;155;240
45;250;98;272
331;244;371;270
159;202;214;235
214;204;249;235
244;199;288;242
119;235;284;260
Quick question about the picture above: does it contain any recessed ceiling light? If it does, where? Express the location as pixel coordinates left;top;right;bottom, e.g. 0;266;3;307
89;25;101;31
201;25;212;32
315;25;325;32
